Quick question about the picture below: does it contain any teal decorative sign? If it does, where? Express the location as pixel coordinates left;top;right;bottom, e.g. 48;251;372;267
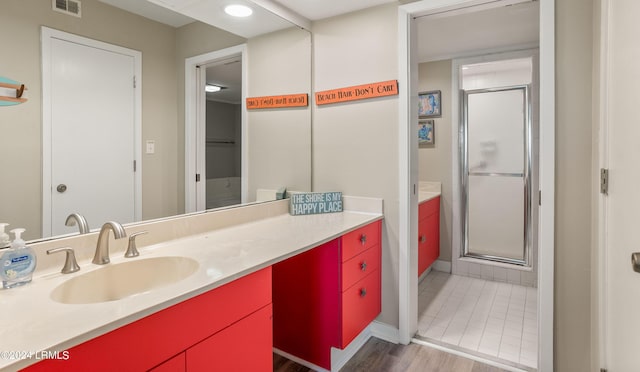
290;192;343;216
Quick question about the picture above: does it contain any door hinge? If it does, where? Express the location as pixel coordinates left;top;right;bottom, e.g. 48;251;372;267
133;160;136;172
133;76;137;88
539;190;541;206
600;168;609;195
196;173;201;182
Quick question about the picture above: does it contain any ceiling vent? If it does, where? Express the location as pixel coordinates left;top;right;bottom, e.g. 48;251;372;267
52;0;82;17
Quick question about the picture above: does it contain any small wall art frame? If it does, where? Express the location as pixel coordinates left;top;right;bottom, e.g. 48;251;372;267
418;90;441;118
418;119;434;147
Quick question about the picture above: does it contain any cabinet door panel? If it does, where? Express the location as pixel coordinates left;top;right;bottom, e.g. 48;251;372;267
273;239;340;370
419;197;440;218
418;217;429;277
341;270;381;348
425;212;440;269
187;304;272;372
150;352;186;372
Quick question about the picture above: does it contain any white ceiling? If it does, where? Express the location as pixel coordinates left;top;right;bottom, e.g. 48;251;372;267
274;0;397;21
99;0;539;101
99;0;298;38
100;0;402;37
99;0;194;27
205;58;243;103
416;1;539;63
101;0;539;64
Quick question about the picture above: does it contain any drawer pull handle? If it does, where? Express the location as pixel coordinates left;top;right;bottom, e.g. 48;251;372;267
419;235;426;244
360;261;367;271
360;234;367;245
360;288;367;297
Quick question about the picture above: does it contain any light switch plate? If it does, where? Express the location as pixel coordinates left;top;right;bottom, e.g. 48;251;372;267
146;140;155;154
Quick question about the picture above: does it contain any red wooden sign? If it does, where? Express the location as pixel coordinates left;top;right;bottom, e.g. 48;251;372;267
315;80;398;106
246;93;308;110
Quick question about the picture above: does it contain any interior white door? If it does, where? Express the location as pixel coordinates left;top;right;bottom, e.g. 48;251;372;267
604;1;640;370
49;37;136;236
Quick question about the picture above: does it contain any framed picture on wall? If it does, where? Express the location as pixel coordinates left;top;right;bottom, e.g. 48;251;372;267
418;90;441;118
418;119;434;147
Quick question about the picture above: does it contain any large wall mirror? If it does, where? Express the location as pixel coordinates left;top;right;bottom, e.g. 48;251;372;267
0;0;311;241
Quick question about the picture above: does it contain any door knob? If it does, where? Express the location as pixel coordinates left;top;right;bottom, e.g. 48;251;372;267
56;184;67;193
632;252;640;273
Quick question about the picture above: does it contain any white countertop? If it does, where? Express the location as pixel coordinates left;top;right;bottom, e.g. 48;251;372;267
0;209;382;370
419;181;441;204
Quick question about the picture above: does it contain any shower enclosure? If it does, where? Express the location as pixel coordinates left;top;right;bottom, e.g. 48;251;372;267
460;73;533;266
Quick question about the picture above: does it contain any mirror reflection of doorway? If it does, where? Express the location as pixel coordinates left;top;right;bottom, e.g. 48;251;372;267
413;1;540;370
201;57;242;209
42;27;142;238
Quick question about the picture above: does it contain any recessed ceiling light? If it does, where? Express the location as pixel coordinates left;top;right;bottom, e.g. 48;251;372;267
205;84;224;93
225;4;253;17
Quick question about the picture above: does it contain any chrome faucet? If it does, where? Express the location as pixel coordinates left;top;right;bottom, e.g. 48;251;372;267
92;221;126;265
65;213;90;234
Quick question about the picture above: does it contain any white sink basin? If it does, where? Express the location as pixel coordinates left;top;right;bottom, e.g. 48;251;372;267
51;256;199;304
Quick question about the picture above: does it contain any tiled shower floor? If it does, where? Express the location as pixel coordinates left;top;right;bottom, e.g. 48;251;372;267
417;271;538;369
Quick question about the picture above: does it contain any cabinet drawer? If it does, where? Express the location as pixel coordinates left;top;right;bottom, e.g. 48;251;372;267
341;269;381;348
341;221;381;262
419;196;440;219
342;244;380;291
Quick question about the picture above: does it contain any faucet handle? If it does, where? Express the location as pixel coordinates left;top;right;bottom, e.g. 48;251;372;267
125;231;148;258
47;247;80;274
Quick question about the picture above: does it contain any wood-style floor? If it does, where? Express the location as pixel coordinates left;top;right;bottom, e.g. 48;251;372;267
273;337;508;372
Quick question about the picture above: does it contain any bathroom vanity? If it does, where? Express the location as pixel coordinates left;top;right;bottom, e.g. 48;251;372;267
2;198;382;371
273;221;382;369
418;182;441;277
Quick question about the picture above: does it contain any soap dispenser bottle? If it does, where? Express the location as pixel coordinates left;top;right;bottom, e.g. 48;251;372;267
0;223;10;249
0;228;37;289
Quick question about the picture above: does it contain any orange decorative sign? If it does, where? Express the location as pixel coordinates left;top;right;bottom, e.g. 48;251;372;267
246;94;308;110
315;80;398;106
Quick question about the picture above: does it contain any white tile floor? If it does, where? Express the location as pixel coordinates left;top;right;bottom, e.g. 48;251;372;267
417;270;538;369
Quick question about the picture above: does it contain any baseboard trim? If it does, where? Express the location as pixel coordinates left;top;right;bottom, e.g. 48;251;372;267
370;321;400;344
433;259;451;273
330;324;372;371
418;266;432;283
273;324;375;372
273;348;330;372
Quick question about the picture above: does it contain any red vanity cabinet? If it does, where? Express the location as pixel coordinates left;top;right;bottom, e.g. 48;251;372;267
418;196;440;277
185;303;273;371
150;353;186;372
273;220;382;370
24;267;272;372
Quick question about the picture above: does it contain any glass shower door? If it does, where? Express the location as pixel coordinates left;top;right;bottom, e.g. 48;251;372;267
462;85;531;265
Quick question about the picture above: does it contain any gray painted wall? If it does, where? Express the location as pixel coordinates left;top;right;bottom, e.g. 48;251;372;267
418;60;453;263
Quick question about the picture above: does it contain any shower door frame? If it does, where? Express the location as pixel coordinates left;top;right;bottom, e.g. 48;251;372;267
461;85;533;267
